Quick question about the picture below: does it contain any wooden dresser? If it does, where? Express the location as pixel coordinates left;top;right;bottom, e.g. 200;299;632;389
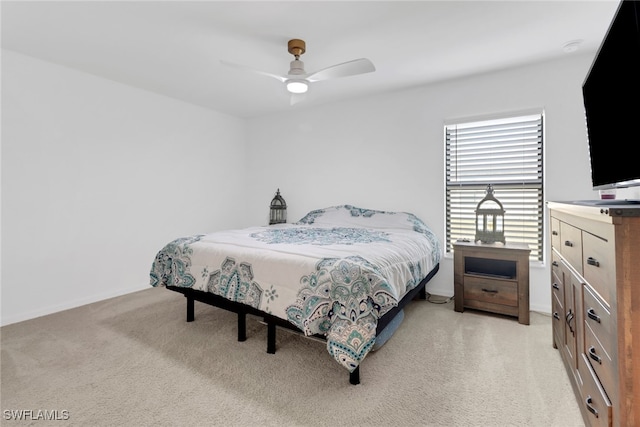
548;201;640;427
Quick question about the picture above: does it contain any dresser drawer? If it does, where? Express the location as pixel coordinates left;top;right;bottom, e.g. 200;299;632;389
583;285;614;358
551;217;561;249
551;251;563;302
463;276;517;307
579;354;612;427
552;293;564;348
584;322;615;401
560;222;583;275
582;231;615;306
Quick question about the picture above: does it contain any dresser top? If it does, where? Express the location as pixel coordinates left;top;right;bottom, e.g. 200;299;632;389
548;200;640;218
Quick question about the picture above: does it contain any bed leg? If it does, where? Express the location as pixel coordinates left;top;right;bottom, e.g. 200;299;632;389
237;312;247;342
186;296;195;322
350;366;360;385
267;322;276;354
419;286;427;300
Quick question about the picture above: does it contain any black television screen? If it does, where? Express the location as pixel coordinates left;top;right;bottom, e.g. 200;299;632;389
582;0;640;190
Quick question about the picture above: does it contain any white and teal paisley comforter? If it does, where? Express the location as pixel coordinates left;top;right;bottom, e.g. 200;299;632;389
150;205;441;373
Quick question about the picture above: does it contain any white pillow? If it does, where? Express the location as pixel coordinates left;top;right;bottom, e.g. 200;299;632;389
296;205;425;232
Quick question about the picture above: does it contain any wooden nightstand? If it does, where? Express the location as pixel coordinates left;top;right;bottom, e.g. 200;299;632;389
453;240;531;325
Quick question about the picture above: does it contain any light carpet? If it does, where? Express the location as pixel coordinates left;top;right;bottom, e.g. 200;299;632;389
1;287;584;426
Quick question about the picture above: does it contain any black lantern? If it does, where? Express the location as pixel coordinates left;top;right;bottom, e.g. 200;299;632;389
475;184;506;244
269;189;287;225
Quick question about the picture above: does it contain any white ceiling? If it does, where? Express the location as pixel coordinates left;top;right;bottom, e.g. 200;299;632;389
1;1;621;119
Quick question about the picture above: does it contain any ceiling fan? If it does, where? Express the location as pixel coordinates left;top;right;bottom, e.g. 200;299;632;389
220;39;375;100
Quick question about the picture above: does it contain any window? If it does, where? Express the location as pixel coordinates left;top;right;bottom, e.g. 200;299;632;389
445;112;543;262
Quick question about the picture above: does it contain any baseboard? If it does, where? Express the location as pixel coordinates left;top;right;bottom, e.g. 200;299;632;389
1;284;148;327
423;283;454;299
1;283;553;327
530;303;551;315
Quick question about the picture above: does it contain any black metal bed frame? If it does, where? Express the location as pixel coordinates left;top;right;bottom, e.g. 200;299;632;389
166;263;439;385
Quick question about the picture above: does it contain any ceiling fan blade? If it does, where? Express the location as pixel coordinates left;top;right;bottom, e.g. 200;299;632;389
306;58;375;82
290;92;307;106
220;60;287;83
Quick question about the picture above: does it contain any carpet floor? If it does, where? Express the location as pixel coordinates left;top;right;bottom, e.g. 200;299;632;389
1;287;584;426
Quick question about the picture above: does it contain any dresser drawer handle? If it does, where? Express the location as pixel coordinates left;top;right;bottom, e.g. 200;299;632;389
586;257;600;267
588;346;602;364
552;261;559;267
587;308;601;323
585;396;599;418
481;288;498;294
552;283;560;290
552;230;559;236
553;312;561;320
566;310;575;334
564;241;574;247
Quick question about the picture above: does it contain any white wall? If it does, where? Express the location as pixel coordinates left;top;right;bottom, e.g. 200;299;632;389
5;48;635;325
244;52;617;314
1;50;247;325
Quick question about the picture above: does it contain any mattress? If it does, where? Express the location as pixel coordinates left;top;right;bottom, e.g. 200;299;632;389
150;205;441;372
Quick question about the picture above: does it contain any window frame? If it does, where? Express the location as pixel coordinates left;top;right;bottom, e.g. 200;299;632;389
444;110;544;262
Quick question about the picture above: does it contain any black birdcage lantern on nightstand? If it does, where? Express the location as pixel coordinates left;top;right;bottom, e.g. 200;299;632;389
475;184;506;244
269;189;287;225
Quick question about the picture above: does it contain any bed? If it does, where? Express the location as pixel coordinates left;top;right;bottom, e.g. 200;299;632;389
150;205;441;384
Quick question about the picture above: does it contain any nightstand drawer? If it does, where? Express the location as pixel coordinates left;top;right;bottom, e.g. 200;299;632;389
463;276;517;307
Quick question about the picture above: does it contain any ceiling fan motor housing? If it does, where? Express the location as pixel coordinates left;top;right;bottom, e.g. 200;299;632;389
287;39;306;58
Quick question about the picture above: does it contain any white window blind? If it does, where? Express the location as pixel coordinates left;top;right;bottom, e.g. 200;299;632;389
445;113;544;261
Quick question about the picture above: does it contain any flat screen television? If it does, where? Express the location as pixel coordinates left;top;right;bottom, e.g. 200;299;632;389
582;0;640;191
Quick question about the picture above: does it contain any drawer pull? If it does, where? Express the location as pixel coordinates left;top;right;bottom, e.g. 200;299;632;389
566;310;575;334
585;396;599;418
588;346;602;364
481;288;498;294
552;261;559;267
552;283;560;290
587;308;601;323
552;230;559;236
564;241;574;247
586;257;600;267
553;312;561;320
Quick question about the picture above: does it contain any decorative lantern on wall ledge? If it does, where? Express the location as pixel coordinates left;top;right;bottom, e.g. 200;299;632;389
475;184;506;244
269;188;287;225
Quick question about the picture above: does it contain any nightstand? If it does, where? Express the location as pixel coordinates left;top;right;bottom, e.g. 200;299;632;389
453;240;531;325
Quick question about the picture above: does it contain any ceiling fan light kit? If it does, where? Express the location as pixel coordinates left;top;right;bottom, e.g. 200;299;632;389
286;80;308;94
221;38;375;101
